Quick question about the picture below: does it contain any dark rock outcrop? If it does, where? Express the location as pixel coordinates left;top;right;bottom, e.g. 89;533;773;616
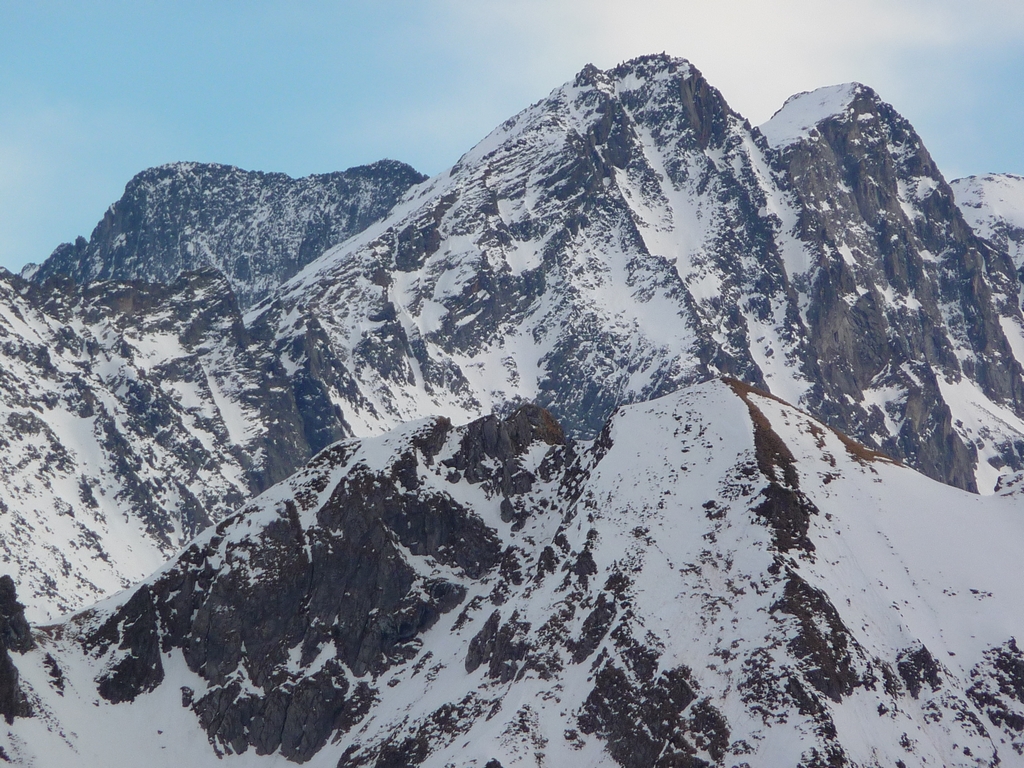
0;577;32;725
772;573;864;702
968;638;1024;753
578;663;705;768
78;407;562;759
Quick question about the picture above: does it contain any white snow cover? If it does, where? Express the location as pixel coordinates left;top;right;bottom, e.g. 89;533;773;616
8;379;1024;766
249;54;817;448
10;52;1024;666
0;273;263;622
952;173;1024;276
239;56;1024;504
953;174;1024;239
760;83;862;148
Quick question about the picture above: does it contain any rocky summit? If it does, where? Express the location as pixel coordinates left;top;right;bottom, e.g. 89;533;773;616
28;159;427;310
4;53;1024;766
5;380;1024;766
250;56;1024;496
951;173;1024;297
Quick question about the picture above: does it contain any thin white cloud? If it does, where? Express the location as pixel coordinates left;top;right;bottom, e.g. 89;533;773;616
439;0;1024;122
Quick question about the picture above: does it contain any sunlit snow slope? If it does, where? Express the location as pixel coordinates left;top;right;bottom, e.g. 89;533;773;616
0;267;351;622
952;173;1024;297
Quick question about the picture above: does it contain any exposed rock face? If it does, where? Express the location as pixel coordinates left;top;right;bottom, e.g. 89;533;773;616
65;405;567;762
247;56;1024;494
7;381;1024;767
765;83;1024;492
28;160;427;309
0;577;33;656
0;577;32;725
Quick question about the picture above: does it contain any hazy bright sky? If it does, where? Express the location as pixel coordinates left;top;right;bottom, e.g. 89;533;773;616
2;0;1024;270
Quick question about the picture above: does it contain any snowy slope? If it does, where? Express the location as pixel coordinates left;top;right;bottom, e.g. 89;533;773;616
9;52;1024;646
0;268;346;622
759;83;861;149
6;379;1024;767
952;174;1024;284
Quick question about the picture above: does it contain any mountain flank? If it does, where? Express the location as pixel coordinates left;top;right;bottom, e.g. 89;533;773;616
4;379;1024;766
9;53;1024;658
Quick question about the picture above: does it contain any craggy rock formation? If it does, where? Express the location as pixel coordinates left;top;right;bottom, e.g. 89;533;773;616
0;577;33;725
30;160;426;309
250;56;1024;494
766;84;1024;492
64;405;568;761
15;56;1024;625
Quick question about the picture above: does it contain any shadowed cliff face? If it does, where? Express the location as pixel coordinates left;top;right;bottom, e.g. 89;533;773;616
0;577;33;726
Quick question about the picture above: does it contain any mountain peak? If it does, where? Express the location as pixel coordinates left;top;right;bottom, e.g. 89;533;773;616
29;158;426;309
573;54;695;92
760;82;876;148
608;53;695;85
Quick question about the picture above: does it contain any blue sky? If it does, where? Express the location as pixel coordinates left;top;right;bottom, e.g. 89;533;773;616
2;0;1024;271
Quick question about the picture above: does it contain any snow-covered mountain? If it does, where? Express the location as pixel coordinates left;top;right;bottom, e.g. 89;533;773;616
0;267;356;622
952;173;1024;297
6;379;1024;767
764;86;1024;494
10;51;1024;659
242;56;1024;497
27;159;426;309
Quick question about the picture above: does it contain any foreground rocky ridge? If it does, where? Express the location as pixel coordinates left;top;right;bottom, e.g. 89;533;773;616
28;159;427;309
5;380;1024;767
